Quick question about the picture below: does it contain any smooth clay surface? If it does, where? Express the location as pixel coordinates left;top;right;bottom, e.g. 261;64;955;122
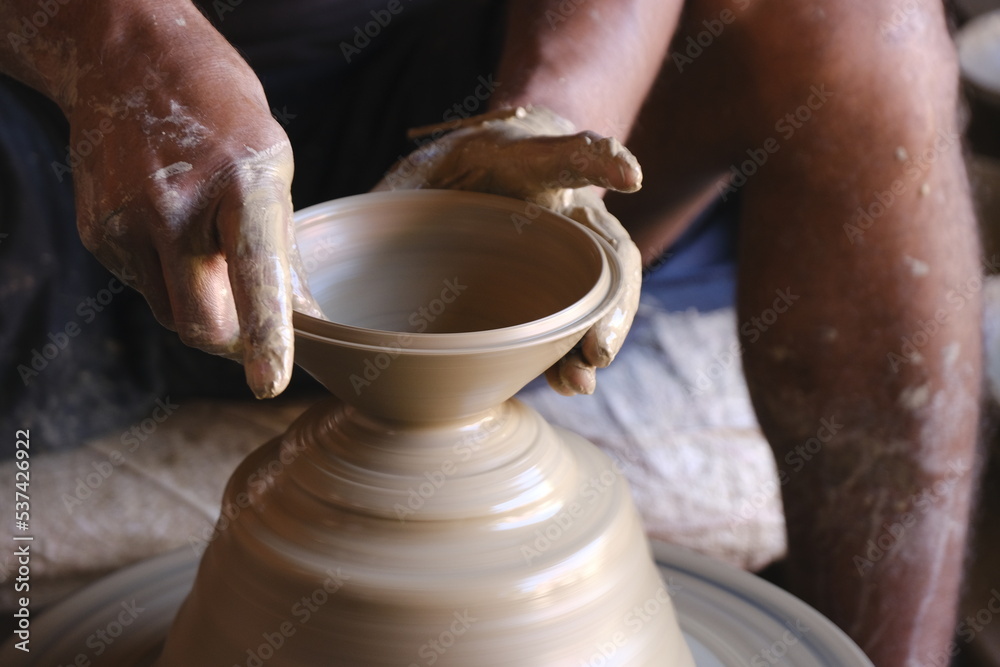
156;191;695;666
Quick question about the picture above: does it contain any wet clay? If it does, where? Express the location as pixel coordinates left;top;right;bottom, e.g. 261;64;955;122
375;106;645;396
156;191;694;666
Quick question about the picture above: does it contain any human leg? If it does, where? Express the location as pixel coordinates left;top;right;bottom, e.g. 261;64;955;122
735;3;981;663
612;1;983;663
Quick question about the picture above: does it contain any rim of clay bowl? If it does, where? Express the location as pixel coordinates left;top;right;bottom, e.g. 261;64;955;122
291;190;624;354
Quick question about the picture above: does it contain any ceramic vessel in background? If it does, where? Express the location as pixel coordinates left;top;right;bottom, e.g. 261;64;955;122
156;190;694;666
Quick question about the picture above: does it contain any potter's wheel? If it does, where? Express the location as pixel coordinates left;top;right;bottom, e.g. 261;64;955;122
1;541;872;666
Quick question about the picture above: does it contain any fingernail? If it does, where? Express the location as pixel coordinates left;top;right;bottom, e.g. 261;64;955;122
247;357;285;399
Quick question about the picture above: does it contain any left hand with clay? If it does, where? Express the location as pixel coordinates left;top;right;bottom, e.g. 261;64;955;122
375;106;643;395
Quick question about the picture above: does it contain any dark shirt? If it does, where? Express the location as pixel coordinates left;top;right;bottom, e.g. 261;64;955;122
193;0;437;68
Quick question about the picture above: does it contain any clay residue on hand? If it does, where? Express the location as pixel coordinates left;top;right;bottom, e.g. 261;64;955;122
374;105;644;393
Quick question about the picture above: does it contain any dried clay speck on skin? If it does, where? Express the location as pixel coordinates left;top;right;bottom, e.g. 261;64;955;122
141;101;208;148
942;342;960;369
898;383;931;410
151;161;192;180
903;255;930;276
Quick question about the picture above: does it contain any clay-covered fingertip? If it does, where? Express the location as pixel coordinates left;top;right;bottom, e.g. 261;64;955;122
247;357;289;399
545;365;578;396
582;336;615;369
562;358;596;395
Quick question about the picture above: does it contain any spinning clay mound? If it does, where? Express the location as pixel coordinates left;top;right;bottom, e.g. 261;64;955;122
155;191;695;666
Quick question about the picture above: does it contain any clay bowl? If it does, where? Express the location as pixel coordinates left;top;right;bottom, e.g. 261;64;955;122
292;190;623;422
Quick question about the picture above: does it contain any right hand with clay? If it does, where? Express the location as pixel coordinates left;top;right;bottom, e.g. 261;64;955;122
374;106;643;396
1;1;321;399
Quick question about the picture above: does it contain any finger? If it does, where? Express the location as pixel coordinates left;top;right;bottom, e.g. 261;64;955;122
514;132;643;194
81;219;177;331
559;200;643;367
159;251;242;356
544;351;597;396
217;147;296;399
579;251;641;368
579;297;636;368
131;255;177;333
286;226;326;320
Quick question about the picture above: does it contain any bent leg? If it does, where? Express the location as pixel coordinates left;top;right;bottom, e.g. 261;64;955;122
612;1;983;663
732;3;980;665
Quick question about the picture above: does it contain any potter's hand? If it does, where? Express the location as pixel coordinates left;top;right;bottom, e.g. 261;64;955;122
66;11;320;399
374;106;642;395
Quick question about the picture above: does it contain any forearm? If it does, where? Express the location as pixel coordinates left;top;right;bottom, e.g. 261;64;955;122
490;0;682;139
0;0;231;114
